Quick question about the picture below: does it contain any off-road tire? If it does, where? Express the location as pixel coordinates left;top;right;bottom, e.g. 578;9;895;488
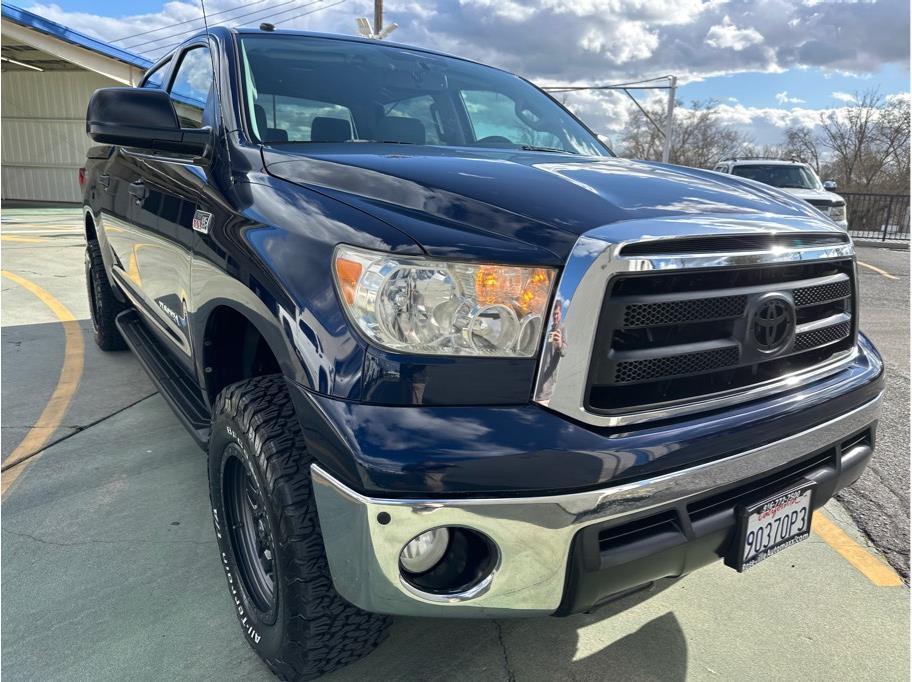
208;375;391;680
85;240;127;350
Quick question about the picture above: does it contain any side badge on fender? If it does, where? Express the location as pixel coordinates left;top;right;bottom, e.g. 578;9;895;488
192;209;213;234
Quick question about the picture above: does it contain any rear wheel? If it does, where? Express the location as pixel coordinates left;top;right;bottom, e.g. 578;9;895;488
208;375;390;680
85;239;127;351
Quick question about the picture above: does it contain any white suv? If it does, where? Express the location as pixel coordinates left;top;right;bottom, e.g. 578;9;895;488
713;158;848;230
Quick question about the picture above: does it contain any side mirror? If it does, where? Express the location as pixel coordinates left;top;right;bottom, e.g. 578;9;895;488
86;87;210;156
823;180;837;191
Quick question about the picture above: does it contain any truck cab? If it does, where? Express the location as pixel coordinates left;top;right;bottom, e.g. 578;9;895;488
713;157;849;229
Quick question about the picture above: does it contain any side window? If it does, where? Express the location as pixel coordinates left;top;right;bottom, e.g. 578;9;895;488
141;59;170;89
254;95;355;142
714;165;727;173
384;95;443;145
460;90;561;148
169;47;213;128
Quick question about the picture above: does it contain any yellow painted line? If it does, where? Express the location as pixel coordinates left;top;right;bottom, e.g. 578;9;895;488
1;270;85;498
1;229;83;234
858;261;898;280
1;235;48;243
126;245;143;287
812;512;903;586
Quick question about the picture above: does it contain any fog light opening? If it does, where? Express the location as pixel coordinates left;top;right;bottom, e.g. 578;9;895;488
399;527;497;596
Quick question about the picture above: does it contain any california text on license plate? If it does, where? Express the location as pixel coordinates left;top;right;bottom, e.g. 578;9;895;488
728;481;815;572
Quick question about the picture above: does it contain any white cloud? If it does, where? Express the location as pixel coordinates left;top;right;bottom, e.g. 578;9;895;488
556;87;904;149
16;0;906;161
775;90;806;104
457;0;534;22
705;16;764;51
24;0;909;79
580;22;658;63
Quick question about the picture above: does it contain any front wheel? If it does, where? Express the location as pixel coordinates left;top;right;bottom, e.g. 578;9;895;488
208;375;390;680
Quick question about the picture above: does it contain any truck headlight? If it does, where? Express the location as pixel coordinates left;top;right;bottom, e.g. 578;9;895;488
829;204;846;222
333;245;556;357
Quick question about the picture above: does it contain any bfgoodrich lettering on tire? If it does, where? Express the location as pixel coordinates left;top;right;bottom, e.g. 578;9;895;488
208;375;390;680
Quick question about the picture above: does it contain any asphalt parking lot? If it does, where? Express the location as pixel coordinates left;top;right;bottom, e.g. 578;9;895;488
2;208;909;681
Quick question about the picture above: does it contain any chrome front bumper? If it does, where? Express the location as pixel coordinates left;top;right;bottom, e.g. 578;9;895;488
311;393;882;618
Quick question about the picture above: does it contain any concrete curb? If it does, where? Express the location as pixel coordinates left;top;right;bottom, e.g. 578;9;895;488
852;238;909;251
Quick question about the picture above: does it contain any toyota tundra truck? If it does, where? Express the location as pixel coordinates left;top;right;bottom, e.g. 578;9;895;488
82;26;884;680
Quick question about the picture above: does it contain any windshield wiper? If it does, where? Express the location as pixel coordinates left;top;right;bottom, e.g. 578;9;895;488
520;145;577;154
357;139;419;145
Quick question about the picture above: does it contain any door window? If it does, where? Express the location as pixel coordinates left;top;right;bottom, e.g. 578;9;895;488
169;47;213;128
141;58;170;89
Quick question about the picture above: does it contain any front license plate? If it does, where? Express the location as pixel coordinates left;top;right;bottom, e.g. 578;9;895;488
727;481;815;572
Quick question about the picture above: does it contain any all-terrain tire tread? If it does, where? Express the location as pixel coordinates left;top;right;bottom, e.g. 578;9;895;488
212;375;390;681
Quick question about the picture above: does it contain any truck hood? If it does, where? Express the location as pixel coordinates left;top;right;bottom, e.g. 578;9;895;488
779;187;845;204
263;145;838;261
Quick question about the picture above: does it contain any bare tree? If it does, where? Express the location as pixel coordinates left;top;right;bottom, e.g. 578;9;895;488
873;95;911;193
618;90;909;194
817;90;910;192
737;142;787;159
619;99;753;167
783;126;822;173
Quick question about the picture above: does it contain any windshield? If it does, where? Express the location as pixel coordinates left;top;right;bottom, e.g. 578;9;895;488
731;164;821;190
238;35;608;156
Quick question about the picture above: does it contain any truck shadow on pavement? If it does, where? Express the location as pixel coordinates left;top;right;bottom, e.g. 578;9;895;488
336;583;688;681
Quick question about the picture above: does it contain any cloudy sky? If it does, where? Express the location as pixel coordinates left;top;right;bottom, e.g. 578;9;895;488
25;0;911;145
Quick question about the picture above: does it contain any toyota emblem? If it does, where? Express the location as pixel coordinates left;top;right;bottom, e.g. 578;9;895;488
752;295;795;353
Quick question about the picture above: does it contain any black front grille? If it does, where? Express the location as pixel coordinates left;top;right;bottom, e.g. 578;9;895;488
614;346;740;384
587;259;856;414
623;295;747;328
794;320;852;352
793;279;851;307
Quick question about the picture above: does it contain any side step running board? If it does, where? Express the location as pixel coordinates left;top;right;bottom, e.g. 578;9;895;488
116;309;210;448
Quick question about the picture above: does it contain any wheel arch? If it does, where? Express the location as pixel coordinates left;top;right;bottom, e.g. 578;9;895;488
197;300;293;404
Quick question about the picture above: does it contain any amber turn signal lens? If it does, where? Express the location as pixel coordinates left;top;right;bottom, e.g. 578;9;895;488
335;257;363;305
475;266;552;311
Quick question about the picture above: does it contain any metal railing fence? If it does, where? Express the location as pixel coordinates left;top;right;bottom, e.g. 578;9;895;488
842;192;910;242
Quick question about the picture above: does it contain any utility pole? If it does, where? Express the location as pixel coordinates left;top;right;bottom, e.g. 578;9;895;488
662;75;677;164
356;1;397;39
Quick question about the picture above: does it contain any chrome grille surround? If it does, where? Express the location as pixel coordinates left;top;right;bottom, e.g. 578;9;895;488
533;214;857;427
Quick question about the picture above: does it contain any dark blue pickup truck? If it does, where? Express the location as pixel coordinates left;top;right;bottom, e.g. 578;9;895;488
82;26;883;680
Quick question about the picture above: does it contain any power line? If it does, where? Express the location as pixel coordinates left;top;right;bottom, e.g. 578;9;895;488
134;0;347;56
542;75;678;163
126;0;309;50
270;0;348;25
541;75;675;92
113;0;275;43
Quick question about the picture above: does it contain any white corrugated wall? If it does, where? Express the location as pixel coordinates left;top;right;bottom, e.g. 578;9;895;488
1;70;117;204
